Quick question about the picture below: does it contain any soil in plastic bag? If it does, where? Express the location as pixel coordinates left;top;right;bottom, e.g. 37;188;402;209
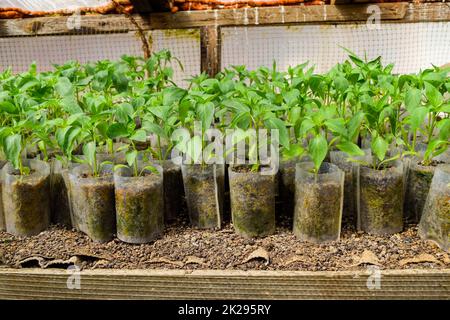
69;164;115;242
182;164;224;229
0;160;9;231
293;162;344;243
2;159;51;236
50;159;73;227
330;151;367;227
358;161;404;235
418;164;450;252
404;159;441;223
278;158;298;223
114;164;164;243
229;166;276;238
160;160;184;223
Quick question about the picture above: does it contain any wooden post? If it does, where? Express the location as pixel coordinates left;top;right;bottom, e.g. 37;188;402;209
200;25;221;77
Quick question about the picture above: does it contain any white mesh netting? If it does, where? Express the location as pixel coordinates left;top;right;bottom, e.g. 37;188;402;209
221;22;450;73
0;29;200;86
1;21;449;83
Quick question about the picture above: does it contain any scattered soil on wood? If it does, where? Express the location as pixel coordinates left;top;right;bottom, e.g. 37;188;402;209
0;215;448;271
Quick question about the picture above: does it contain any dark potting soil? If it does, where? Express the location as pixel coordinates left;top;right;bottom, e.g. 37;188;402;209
418;186;450;252
418;160;444;167
11;169;36;176
229;169;276;238
50;173;71;227
3;174;50;236
231;165;259;173
293;180;342;243
330;155;357;224
0;217;448;271
161;161;184;222
115;176;164;244
80;172;113;179
404;163;436;223
70;177;116;243
359;166;404;235
182;165;224;229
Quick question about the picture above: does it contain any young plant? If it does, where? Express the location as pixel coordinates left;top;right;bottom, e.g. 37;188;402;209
141;86;186;161
402;67;450;165
224;80;289;172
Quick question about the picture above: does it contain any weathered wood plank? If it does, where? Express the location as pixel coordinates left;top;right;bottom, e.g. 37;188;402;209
201;25;221;77
0;14;150;36
151;3;407;28
0;268;448;300
1;3;448;37
403;2;450;22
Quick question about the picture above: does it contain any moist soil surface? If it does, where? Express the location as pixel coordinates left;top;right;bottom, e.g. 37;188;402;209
0;215;448;271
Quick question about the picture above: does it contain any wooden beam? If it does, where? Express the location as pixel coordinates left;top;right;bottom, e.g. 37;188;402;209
151;2;408;28
0;3;449;37
200;25;221;77
0;14;151;37
0;268;448;299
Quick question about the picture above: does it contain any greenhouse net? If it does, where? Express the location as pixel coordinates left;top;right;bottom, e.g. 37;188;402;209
0;1;449;82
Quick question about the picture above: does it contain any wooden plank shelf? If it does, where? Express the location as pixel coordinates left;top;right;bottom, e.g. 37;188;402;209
0;3;449;37
0;268;449;299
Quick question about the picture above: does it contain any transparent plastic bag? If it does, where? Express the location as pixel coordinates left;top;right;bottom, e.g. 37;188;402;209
49;159;73;227
181;164;224;229
279;157;300;220
114;162;164;243
229;166;276;238
0;160;7;231
418;164;450;252
357;160;404;235
404;157;438;223
159;160;184;223
330;151;359;226
293;162;344;243
68;164;115;242
2;159;51;236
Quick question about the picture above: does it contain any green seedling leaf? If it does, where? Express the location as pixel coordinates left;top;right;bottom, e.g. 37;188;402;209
198;102;215;131
424;82;443;107
309;135;328;172
325;118;347;136
113;164;129;172
424;139;448;163
82;141;97;174
4;134;22;170
264;117;289;148
371;135;389;162
107;123;128;139
129;129;147;142
337;140;365;157
283;144;304;159
125;150;138;168
405;87;422;111
55;77;74;97
0;101;17;114
141;165;159;175
409;106;428;131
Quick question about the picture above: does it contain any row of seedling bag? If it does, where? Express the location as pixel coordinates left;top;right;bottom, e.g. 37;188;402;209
0;50;448;251
0;149;448;250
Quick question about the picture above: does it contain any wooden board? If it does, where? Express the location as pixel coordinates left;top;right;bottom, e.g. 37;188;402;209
0;268;448;299
151;2;408;28
0;3;449;37
201;25;220;77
